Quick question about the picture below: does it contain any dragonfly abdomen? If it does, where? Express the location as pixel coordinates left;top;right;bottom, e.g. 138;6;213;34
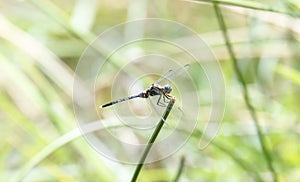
100;93;142;108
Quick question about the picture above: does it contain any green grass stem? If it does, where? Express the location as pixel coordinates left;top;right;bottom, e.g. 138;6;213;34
213;3;278;181
131;97;176;182
173;155;186;182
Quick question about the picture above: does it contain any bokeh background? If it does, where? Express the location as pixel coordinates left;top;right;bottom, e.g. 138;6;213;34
1;0;300;181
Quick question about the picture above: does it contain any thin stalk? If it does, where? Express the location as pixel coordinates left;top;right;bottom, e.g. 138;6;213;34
173;155;186;182
213;3;278;182
131;97;176;182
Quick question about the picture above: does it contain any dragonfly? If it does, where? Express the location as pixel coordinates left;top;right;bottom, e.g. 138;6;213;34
100;64;190;108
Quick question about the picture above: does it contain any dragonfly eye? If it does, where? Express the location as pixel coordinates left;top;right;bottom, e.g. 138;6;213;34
164;84;172;93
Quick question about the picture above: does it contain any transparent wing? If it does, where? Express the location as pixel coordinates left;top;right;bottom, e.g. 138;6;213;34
154;64;190;84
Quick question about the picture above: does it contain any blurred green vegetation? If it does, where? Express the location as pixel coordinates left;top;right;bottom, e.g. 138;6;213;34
1;0;300;181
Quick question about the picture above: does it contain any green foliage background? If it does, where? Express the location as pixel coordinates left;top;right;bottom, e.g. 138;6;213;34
1;0;300;181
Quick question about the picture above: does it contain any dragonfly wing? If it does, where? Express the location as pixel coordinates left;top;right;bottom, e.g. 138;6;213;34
154;64;190;84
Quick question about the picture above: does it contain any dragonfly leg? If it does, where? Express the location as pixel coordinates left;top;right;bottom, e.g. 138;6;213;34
162;95;170;103
157;94;166;107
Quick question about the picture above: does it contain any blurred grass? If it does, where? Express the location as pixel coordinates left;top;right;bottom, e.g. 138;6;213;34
0;0;300;181
213;2;277;181
275;64;300;86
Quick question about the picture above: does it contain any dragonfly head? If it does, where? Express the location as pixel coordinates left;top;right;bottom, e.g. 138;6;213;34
163;84;172;94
